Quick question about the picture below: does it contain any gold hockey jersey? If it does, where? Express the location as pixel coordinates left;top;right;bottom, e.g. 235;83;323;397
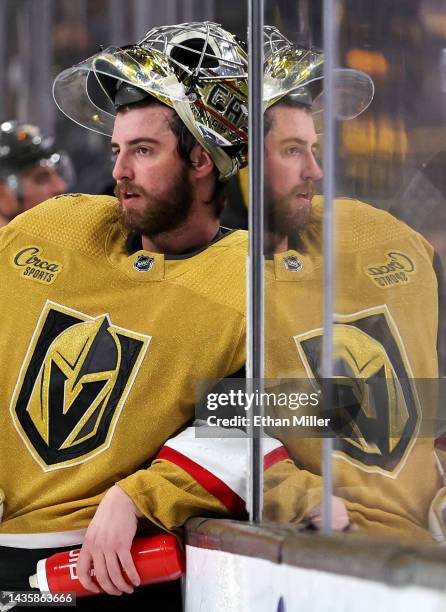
264;196;442;543
0;194;248;546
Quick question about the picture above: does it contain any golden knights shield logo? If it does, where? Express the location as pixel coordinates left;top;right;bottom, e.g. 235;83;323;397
294;306;421;477
10;301;150;471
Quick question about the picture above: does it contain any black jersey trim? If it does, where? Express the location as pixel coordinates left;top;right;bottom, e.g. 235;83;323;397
125;227;236;259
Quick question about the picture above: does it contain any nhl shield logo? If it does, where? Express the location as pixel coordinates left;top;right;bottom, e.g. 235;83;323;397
10;301;150;471
283;255;303;272
133;255;155;272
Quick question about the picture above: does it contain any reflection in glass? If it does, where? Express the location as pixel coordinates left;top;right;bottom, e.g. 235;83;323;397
260;8;445;546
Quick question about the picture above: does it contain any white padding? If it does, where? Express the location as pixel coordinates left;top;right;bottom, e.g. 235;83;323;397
164;427;282;501
0;528;86;549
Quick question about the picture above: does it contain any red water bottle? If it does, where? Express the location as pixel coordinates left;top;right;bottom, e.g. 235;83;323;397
29;534;185;596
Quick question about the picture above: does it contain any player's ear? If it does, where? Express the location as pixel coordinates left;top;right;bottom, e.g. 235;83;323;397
190;144;214;179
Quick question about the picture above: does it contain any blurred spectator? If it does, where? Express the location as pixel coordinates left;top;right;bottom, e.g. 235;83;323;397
0;121;73;227
52;19;94;74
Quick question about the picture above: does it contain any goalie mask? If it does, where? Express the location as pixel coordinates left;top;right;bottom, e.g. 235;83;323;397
263;26;375;128
53;21;248;181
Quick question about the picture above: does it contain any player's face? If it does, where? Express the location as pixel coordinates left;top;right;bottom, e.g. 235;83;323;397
264;105;322;235
21;164;67;211
0;183;20;224
112;104;193;237
0;163;67;224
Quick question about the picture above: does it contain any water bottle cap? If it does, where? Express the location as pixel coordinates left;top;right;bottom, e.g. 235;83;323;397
29;573;38;589
29;558;49;592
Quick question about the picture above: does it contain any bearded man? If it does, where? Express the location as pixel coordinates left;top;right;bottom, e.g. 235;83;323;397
0;22;259;608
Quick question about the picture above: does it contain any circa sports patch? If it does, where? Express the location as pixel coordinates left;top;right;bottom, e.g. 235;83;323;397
363;251;416;288
12;245;62;285
9;301;150;471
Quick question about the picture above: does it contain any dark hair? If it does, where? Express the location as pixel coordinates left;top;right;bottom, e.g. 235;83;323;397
264;95;313;137
117;96;227;217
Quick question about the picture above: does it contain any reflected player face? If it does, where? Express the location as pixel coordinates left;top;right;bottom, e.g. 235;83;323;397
112;104;193;237
264;105;323;235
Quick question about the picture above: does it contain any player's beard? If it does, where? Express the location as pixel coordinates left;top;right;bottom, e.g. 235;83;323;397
115;165;193;237
265;180;313;236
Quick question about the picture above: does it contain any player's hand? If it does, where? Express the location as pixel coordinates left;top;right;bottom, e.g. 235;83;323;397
77;485;144;595
306;495;350;531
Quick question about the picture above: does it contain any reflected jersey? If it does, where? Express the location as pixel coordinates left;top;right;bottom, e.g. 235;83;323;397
265;196;441;542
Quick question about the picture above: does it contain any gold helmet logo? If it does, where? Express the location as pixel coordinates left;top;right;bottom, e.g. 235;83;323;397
295;307;420;475
11;301;150;471
330;325;409;457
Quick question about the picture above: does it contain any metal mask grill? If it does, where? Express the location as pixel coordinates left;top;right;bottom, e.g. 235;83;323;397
264;25;307;57
138;21;248;84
